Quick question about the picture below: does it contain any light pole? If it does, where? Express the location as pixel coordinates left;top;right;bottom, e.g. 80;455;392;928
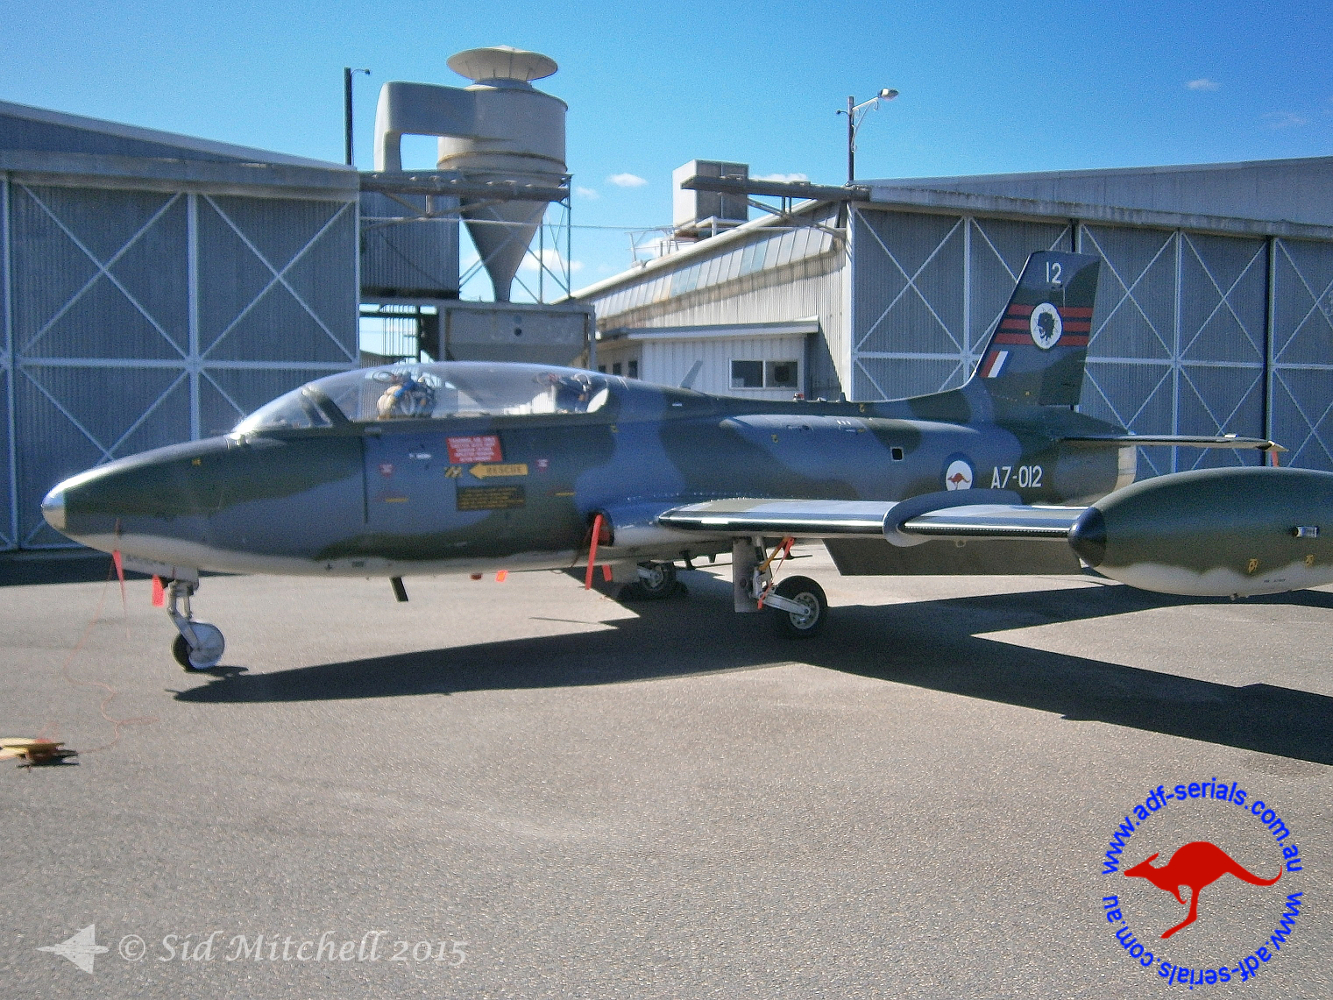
344;67;371;167
837;88;898;184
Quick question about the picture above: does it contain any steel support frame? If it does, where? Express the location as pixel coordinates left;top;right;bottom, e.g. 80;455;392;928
849;206;1069;402
12;179;357;548
1269;237;1333;468
1077;225;1268;477
2;172;15;549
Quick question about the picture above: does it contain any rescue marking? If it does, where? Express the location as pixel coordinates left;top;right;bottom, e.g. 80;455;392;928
469;463;528;479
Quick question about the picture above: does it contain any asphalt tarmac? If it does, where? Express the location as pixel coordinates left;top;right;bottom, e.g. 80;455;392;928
2;548;1329;998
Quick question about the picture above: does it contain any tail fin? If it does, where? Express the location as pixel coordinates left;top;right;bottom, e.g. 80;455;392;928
972;251;1099;407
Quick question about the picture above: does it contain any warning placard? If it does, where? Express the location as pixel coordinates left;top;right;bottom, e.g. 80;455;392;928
447;435;502;464
457;486;526;511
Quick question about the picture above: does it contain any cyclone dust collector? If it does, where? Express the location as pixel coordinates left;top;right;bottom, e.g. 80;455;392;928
373;46;567;302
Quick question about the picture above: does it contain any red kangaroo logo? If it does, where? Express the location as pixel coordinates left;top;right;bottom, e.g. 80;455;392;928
947;472;969;486
1124;841;1281;939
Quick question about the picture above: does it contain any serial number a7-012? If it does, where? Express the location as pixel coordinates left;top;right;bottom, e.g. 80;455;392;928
991;465;1043;489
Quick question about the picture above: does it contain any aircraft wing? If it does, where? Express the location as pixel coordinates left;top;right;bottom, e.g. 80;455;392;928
658;494;1086;542
893;503;1084;539
655;498;895;537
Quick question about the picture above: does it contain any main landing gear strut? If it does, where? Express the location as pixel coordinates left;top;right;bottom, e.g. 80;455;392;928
732;537;828;638
166;580;225;671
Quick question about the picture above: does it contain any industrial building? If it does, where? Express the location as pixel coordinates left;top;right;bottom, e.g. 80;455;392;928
578;158;1333;479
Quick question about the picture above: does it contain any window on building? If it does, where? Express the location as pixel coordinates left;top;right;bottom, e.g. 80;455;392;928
597;365;607;373
627;360;638;379
732;359;800;390
731;360;764;389
612;362;622;376
766;361;798;389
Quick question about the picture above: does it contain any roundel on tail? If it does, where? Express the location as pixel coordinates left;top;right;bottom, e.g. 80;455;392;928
1030;302;1063;350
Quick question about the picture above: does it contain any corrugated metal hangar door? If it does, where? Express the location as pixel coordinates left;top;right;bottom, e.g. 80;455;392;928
850;209;1071;401
1271;238;1333;471
851;206;1333;476
1076;227;1268;476
2;178;358;548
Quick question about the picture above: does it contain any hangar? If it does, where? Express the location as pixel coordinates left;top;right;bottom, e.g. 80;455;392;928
577;158;1333;478
0;100;360;550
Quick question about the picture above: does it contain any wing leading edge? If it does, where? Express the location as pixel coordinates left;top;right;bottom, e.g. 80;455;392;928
658;495;1087;543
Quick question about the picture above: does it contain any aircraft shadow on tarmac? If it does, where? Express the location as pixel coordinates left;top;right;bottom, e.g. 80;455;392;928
173;572;1333;766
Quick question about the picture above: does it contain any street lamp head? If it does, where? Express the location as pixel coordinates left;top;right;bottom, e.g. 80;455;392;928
879;88;898;100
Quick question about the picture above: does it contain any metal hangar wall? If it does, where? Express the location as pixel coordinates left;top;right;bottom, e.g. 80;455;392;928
576;157;1333;477
0;100;360;549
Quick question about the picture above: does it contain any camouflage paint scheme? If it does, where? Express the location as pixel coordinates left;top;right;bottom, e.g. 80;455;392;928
40;251;1332;617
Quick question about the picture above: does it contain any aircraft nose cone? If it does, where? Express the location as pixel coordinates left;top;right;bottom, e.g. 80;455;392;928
41;484;66;532
1068;505;1106;568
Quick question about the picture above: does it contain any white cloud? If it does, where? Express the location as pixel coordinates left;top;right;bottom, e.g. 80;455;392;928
575;185;600;199
1265;111;1309;128
754;172;809;183
522;247;584;273
607;172;648;188
1186;78;1220;91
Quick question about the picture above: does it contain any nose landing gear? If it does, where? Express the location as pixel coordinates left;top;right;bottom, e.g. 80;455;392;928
166;580;225;670
732;536;829;638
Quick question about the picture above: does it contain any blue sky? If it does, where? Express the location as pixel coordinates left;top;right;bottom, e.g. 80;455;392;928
5;1;1331;294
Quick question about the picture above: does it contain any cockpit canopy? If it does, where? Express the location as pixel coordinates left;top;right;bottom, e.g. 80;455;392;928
235;362;616;433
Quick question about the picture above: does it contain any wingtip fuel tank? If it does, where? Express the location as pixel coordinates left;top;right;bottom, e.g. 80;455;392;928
1069;467;1333;597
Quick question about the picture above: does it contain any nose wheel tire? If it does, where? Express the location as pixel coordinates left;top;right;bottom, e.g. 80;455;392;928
171;623;225;671
636;561;678;598
770;576;828;638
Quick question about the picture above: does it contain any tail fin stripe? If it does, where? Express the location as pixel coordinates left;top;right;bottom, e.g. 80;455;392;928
992;332;1091;347
1006;303;1035;316
980;350;1008;378
1001;319;1090;333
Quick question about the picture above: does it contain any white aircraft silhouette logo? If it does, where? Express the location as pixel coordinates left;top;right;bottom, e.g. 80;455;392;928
37;923;109;974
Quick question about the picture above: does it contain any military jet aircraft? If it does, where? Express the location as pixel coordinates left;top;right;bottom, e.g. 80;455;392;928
41;252;1333;669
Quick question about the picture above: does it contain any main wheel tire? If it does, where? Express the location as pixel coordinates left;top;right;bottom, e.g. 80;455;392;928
171;623;225;671
770;576;828;639
635;561;678;599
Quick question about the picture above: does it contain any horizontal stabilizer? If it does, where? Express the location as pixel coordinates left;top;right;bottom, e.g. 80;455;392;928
1063;434;1285;452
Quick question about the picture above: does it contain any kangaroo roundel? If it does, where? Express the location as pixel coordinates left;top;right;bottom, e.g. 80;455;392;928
1030;302;1062;350
944;459;973;491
